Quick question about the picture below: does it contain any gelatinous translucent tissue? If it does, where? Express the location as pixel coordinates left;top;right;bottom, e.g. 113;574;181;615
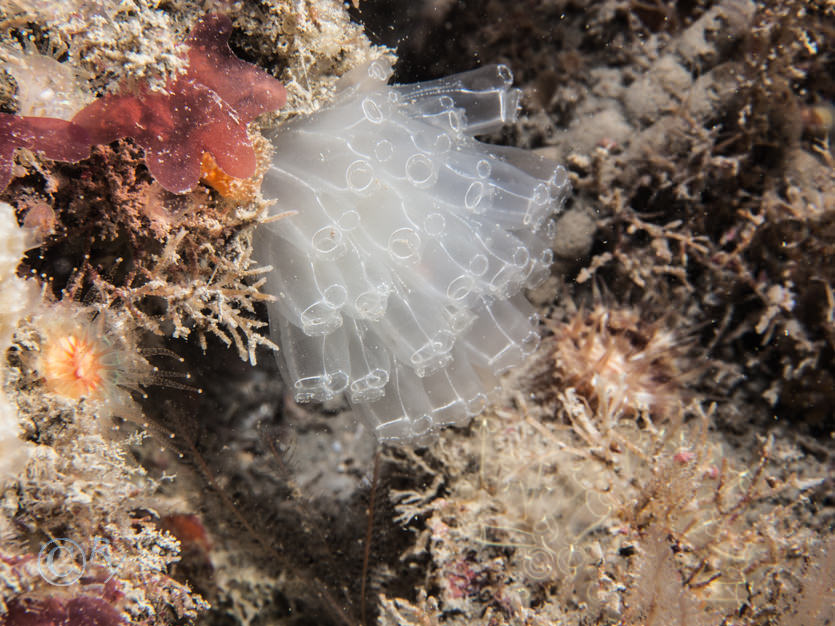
254;59;570;444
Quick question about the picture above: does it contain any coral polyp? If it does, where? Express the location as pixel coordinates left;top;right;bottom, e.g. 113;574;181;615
549;304;693;422
32;305;155;417
41;332;107;399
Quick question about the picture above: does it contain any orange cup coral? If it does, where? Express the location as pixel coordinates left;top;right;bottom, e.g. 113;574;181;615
33;305;156;418
41;332;107;399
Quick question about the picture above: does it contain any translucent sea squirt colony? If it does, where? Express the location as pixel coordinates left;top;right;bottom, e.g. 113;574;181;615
255;59;570;444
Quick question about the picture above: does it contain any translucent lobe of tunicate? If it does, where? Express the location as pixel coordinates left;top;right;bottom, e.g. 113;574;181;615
255;58;570;444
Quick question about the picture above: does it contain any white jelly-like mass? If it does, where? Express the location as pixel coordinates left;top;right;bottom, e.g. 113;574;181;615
254;59;570;444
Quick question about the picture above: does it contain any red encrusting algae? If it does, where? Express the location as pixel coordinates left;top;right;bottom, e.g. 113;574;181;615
0;115;91;190
0;14;286;194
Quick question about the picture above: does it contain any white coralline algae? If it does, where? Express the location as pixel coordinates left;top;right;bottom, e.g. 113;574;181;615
255;59;570;444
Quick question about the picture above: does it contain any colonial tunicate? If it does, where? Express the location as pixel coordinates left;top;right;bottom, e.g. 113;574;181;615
255;59;570;444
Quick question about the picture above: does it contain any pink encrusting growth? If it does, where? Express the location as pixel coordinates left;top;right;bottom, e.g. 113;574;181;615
3;595;127;626
0;14;286;194
0;115;90;190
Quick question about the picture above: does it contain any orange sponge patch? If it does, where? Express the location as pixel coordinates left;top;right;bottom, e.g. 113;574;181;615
200;151;239;198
